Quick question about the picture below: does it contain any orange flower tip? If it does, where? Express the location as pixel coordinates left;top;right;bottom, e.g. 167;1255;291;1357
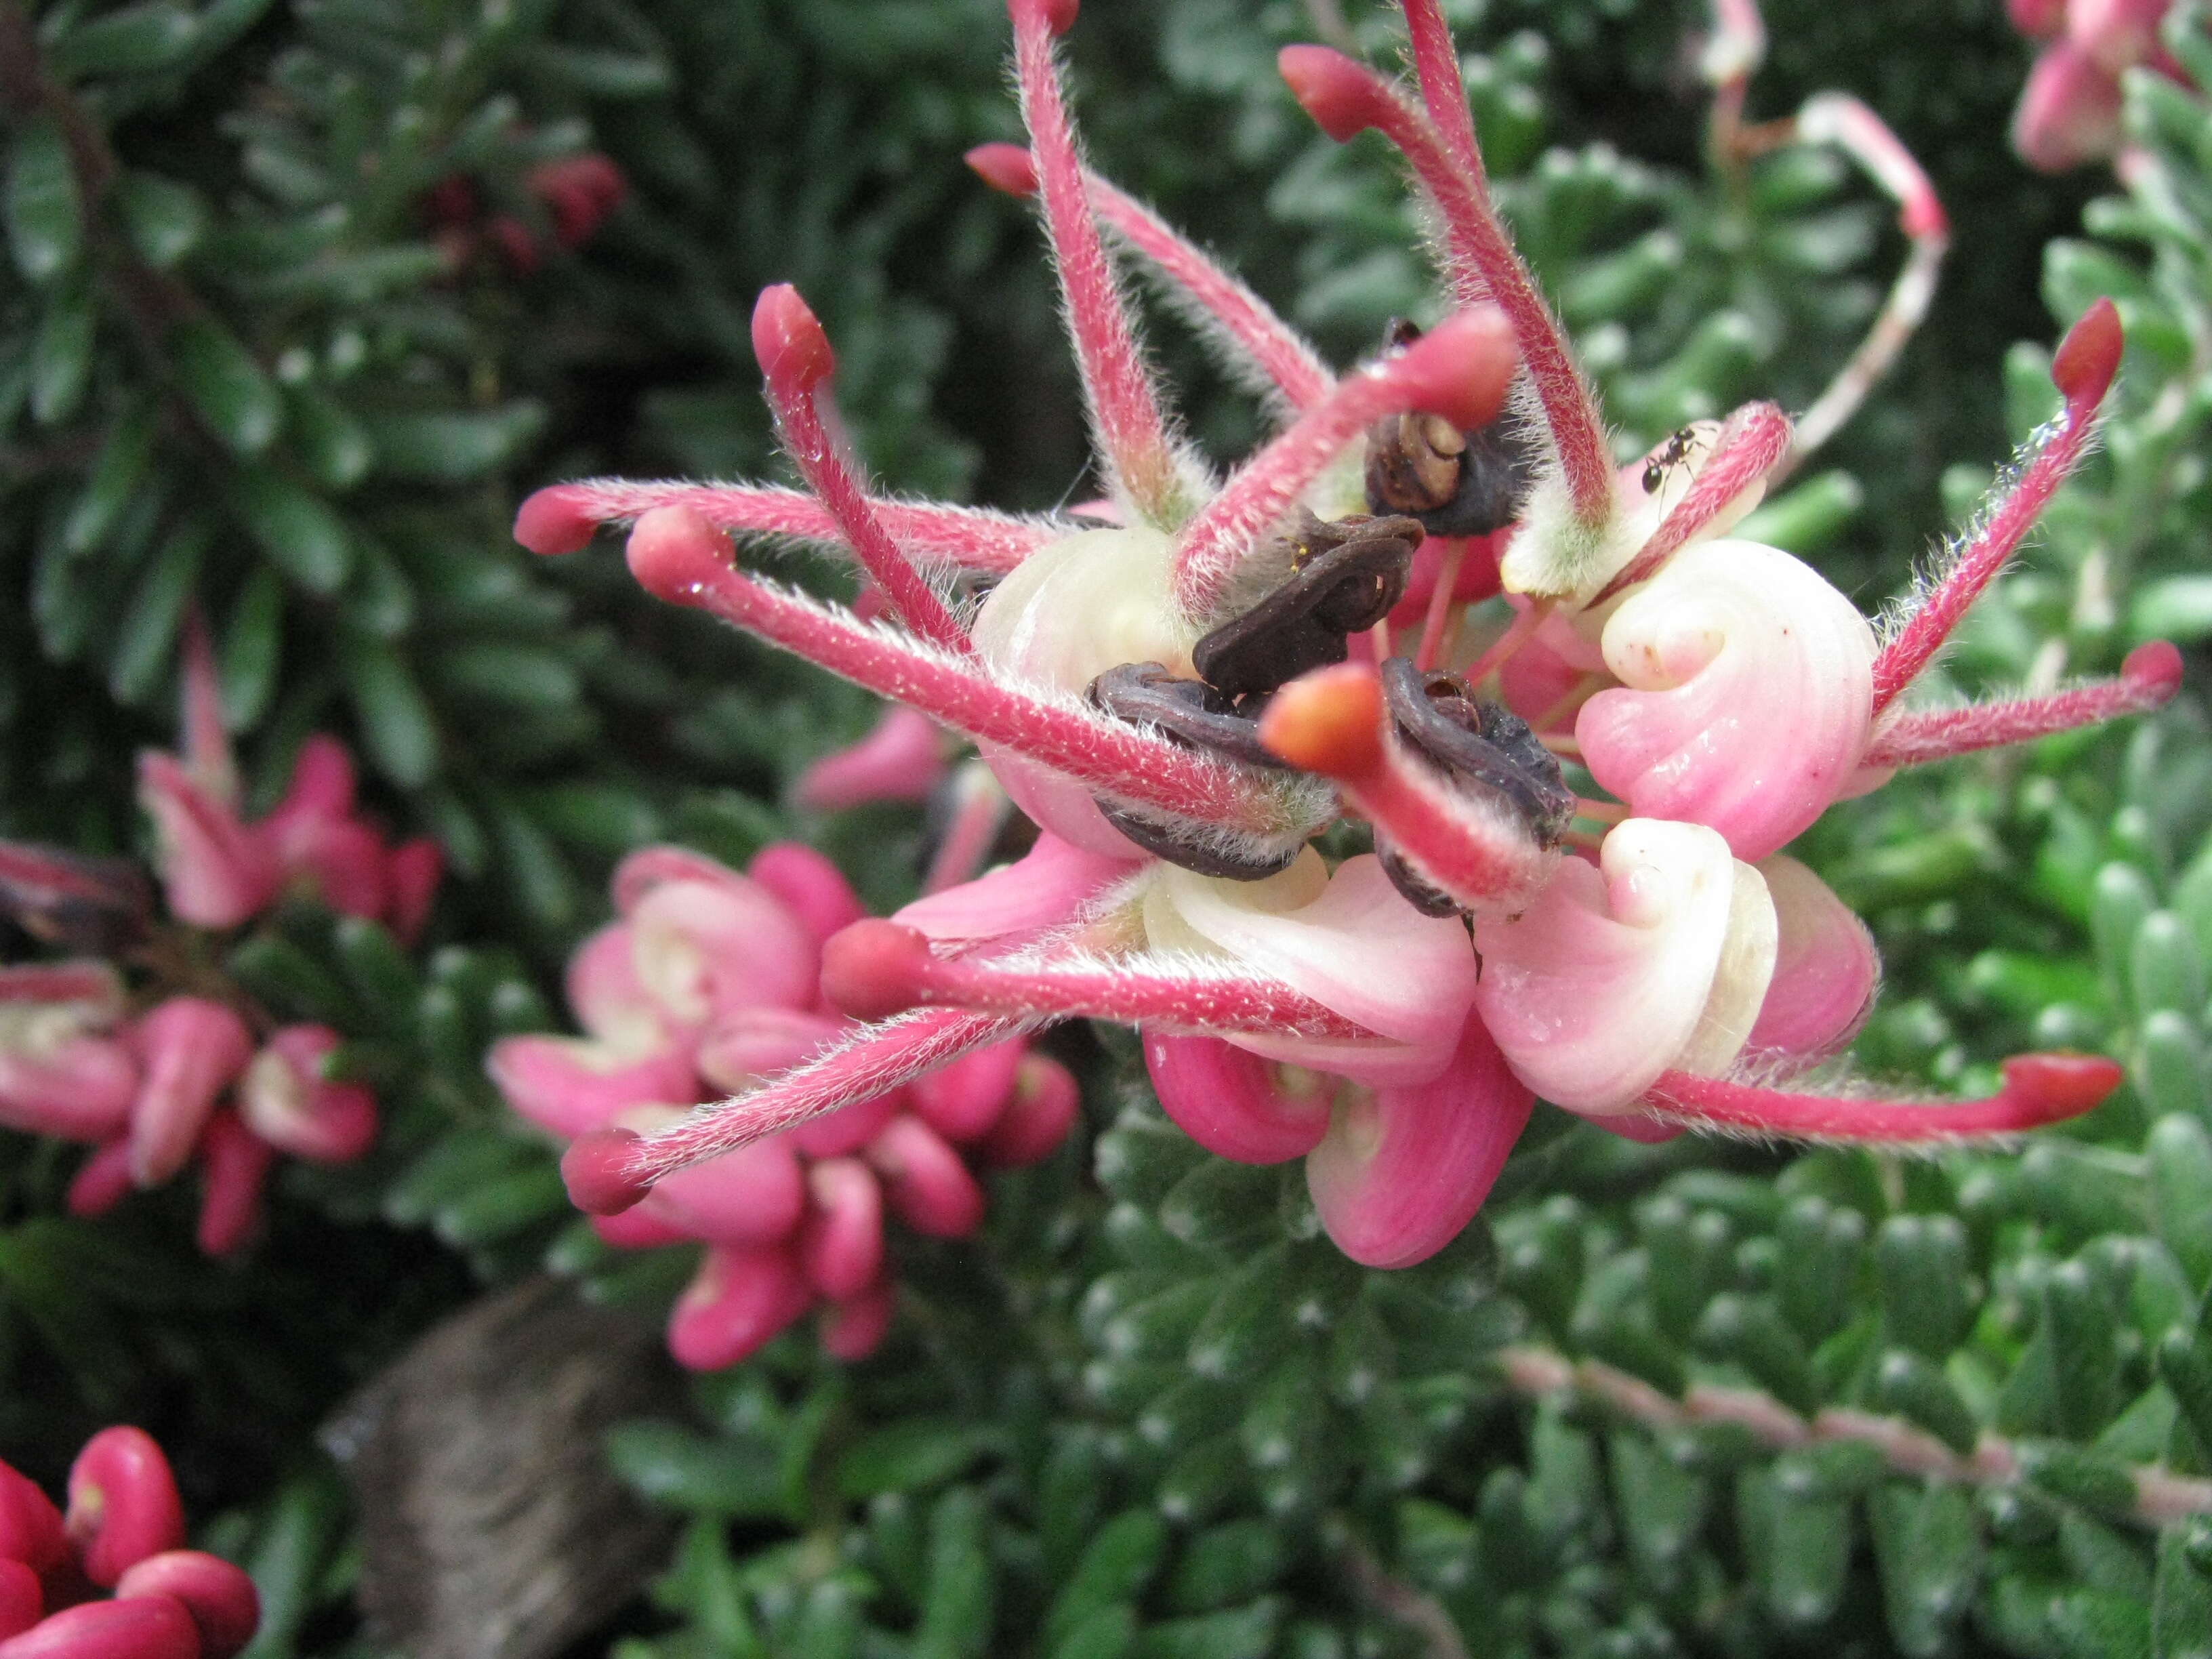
1256;663;1387;778
2000;1051;2124;1120
1009;0;1078;35
513;486;600;556
750;283;836;391
2052;295;2123;410
965;142;1040;198
561;1128;652;1214
624;506;729;602
2125;638;2184;701
1391;307;1518;432
1277;45;1384;143
819;919;935;1023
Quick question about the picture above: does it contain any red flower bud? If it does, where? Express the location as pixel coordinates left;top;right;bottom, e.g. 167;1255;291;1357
65;1431;184;1589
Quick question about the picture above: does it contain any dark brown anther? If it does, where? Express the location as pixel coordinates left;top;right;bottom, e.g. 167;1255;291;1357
1088;663;1289;772
1380;657;1574;848
1376;840;1462;918
1362;320;1533;537
1191;510;1421;701
1083;663;1299;881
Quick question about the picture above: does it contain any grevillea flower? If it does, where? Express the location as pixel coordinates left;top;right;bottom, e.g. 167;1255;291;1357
489;842;1078;1368
2007;0;2186;171
520;0;2163;1275
0;1426;258;1658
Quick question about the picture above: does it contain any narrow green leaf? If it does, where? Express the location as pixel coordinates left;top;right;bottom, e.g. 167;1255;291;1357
108;512;211;705
171;316;283;455
226;466;352;593
5;116;80;283
218;565;285;730
116;171;206;268
341;635;438;786
49;3;201;76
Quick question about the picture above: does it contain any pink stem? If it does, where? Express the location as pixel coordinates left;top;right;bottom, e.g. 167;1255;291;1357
1863;641;2182;768
967;144;1335;413
1171;307;1516;617
1010;0;1193;527
565;1009;1027;1204
514;480;1055;572
1589;402;1793;605
1412;537;1468;672
1641;1052;2121;1144
1462;597;1551;687
1871;298;2123;714
1280;40;1614;525
821;918;1372;1037
922;764;1012;895
1258;663;1553;912
751;286;973;653
626;506;1295;838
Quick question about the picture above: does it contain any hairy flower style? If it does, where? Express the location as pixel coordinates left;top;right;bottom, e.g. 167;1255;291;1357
0;1425;258;1657
518;0;2164;1274
489;842;1078;1369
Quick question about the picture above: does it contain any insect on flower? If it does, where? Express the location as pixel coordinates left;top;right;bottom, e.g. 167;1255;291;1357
519;0;2169;1271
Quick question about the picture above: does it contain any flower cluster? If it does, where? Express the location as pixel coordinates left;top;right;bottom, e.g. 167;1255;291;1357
518;0;2169;1274
2009;0;2183;171
419;152;627;276
0;633;429;1254
490;842;1078;1368
0;1427;258;1659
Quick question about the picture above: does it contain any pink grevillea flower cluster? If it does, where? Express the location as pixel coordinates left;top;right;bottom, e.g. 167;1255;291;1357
489;842;1078;1369
420;152;628;276
137;627;440;939
516;0;2169;1274
2009;0;2186;171
0;1426;258;1659
0;636;430;1254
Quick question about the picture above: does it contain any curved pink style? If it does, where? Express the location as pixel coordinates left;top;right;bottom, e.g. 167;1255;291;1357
194;1111;274;1257
1306;1012;1535;1269
1578;541;1876;862
867;1115;987;1238
126;999;253;1188
1143;1033;1330;1164
799;1159;885;1299
794;706;949;815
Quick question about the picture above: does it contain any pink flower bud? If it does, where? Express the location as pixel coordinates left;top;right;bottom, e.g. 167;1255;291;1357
238;1028;376;1164
642;1135;805;1247
383;839;442;945
905;1039;1025;1143
1277;44;1392;142
112;1556;256;1659
964;142;1038;197
487;1036;699;1141
2068;0;2171;69
1577;541;1877;862
0;1597;201;1659
1305;1014;1535;1269
1142;1033;1330;1164
135;755;278;930
614;848;819;1021
665;1244;814;1371
562;924;669;1054
819;1279;896;1361
194;1111;274;1257
2012;40;2125;171
560;1128;651;1215
975;1053;1080;1168
866;1116;987;1238
512;485;602;557
126;1000;253;1189
798;1159;884;1298
66;1141;134;1221
66;1430;184;1589
0;1465;66;1578
792;708;947;813
751;285;836;393
1746;857;1879;1060
0;1561;37;1640
745;844;866;947
1473;820;1778;1114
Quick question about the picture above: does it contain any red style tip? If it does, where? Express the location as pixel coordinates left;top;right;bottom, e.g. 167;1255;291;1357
561;1128;652;1215
819;920;936;1023
2125;638;2186;702
1009;0;1078;35
1389;307;1518;432
1999;1052;2125;1120
965;143;1040;197
1277;45;1386;142
115;1553;260;1659
2052;297;2123;411
513;487;600;556
624;506;730;602
750;284;836;392
1256;663;1386;778
1900;194;1950;241
65;1429;185;1589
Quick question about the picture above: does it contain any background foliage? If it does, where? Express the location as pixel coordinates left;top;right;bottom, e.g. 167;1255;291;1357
3;0;2209;1654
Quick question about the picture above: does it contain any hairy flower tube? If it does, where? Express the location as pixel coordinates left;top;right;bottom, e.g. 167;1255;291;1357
520;0;2160;1275
489;842;1078;1368
0;1425;258;1658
